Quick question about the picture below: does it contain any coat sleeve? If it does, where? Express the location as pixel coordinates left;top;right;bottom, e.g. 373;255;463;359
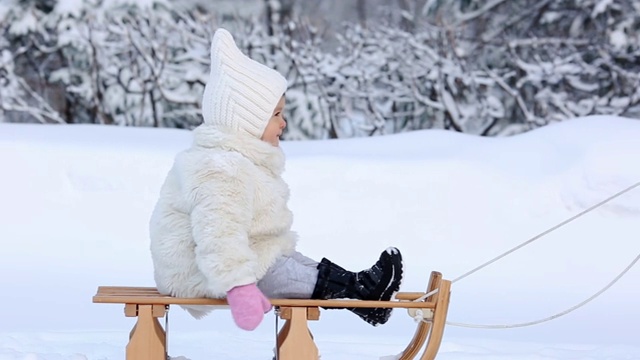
184;153;259;294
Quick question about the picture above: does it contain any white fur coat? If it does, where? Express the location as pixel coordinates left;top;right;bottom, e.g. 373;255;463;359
149;125;297;316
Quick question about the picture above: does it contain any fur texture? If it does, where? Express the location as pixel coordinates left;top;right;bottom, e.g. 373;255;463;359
149;125;297;318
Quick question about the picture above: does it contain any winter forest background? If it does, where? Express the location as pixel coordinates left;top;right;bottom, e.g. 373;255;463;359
1;0;639;139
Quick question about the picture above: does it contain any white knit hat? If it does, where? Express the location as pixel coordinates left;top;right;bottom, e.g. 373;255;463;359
201;28;288;138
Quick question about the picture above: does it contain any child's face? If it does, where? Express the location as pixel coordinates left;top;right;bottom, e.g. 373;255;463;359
261;96;286;147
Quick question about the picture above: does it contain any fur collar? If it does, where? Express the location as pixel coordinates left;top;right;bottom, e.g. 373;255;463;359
192;125;285;175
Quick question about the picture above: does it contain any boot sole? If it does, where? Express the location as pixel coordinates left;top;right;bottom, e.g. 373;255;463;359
363;248;404;326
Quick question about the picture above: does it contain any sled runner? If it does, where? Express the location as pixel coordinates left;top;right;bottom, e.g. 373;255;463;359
92;271;451;360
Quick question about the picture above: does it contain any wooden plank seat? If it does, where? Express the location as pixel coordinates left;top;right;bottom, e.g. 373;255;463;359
93;271;451;360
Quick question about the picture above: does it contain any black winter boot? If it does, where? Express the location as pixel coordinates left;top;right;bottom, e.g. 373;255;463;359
311;247;403;326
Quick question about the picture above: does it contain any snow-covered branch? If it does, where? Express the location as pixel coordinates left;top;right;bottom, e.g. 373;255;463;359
1;0;638;138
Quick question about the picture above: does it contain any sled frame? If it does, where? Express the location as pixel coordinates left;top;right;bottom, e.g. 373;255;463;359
92;271;451;360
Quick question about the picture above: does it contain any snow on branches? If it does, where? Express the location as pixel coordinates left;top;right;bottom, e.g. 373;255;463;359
0;0;639;138
1;0;211;127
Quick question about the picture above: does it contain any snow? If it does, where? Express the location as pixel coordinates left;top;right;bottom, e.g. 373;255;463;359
53;0;85;17
0;1;12;22
591;0;614;18
609;28;629;51
8;10;38;36
1;115;639;359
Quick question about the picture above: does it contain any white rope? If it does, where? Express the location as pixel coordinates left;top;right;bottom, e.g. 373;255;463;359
447;251;640;328
410;181;640;329
451;181;640;284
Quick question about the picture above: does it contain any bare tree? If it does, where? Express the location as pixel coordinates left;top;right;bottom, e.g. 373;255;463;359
356;0;367;27
397;0;429;33
0;49;65;124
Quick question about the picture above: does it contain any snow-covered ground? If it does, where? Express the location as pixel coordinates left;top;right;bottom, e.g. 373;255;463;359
1;115;639;359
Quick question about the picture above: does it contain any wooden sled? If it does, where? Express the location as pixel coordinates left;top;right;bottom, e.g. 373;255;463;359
92;271;451;360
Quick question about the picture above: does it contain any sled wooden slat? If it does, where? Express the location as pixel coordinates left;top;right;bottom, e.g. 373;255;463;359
396;292;431;300
421;278;451;360
92;271;451;360
99;289;159;295
96;287;435;299
94;293;437;308
398;272;442;360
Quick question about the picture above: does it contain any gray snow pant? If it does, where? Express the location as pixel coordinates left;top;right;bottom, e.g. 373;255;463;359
257;251;319;299
181;252;320;319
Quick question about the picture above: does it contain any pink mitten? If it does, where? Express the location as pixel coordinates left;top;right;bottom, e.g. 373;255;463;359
226;284;272;331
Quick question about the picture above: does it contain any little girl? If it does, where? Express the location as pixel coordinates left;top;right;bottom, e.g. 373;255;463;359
149;28;403;331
